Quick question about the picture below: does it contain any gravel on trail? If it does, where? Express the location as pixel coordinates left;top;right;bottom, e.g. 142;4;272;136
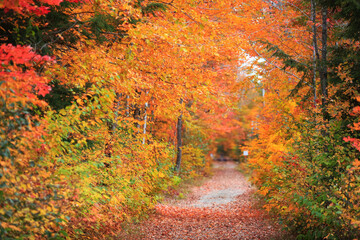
120;161;291;240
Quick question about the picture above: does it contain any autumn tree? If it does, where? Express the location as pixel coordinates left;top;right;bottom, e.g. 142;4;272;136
238;0;360;238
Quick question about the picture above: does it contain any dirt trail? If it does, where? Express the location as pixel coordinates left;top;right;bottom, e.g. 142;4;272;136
121;161;289;240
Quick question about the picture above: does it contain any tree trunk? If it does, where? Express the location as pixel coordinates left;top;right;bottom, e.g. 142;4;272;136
105;93;121;158
175;98;183;173
320;6;328;113
311;0;318;106
320;6;329;139
133;104;141;131
142;102;148;145
126;95;130;117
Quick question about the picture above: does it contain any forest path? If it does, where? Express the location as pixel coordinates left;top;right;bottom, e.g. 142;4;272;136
120;161;289;239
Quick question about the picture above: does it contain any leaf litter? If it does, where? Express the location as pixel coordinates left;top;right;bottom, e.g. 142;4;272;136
118;161;292;240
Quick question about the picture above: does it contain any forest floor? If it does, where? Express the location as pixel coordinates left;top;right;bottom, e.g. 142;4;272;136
118;161;293;240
